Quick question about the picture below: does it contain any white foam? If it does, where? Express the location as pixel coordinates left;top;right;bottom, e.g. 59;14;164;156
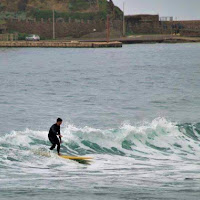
0;117;200;168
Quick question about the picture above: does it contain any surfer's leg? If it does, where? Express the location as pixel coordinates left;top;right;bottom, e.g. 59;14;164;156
54;137;60;154
50;143;56;150
48;135;56;150
57;143;60;154
49;135;60;154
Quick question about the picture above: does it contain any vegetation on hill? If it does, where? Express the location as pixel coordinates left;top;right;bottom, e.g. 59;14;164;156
0;0;123;21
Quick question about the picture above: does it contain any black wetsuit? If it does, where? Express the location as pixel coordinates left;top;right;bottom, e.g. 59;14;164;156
48;124;61;154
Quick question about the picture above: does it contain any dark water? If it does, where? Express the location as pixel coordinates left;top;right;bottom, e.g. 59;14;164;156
0;44;200;200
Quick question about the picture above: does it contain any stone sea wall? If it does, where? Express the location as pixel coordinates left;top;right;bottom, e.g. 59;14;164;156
6;18;123;39
3;15;200;38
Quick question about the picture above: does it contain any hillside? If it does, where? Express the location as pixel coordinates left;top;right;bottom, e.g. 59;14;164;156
0;0;123;20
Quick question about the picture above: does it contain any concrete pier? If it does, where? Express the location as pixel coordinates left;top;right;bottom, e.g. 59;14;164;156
0;41;122;48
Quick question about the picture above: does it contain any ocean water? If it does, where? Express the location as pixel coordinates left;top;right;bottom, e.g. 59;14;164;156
0;44;200;199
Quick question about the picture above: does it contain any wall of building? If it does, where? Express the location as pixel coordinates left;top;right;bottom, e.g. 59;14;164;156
180;30;200;37
161;20;200;34
162;20;200;30
125;15;200;36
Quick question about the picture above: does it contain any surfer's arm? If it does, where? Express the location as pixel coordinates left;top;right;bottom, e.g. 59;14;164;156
57;127;62;143
59;135;62;143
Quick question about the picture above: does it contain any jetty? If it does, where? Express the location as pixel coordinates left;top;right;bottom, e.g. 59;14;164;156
0;41;122;48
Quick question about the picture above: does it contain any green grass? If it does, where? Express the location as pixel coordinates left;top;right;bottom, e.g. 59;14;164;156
0;19;6;25
0;11;27;20
69;0;91;12
29;9;108;21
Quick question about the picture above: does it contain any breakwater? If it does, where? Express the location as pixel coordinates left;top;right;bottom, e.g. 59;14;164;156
0;41;122;48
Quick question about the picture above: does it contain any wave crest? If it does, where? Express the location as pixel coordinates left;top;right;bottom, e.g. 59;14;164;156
1;118;200;163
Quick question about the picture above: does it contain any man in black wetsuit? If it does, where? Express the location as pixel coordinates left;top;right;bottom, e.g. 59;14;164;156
48;118;63;155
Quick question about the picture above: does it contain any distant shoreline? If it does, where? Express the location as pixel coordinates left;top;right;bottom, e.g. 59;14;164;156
79;35;200;44
0;35;200;48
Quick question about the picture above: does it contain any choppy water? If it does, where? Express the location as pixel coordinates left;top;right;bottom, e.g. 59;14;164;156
0;44;200;200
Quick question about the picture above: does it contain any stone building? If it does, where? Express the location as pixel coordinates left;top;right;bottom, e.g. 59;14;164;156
125;15;160;34
160;20;200;35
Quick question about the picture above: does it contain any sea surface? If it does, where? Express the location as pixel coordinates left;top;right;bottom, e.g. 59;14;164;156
0;44;200;199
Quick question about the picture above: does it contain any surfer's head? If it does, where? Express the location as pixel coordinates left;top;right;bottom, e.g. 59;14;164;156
56;118;63;126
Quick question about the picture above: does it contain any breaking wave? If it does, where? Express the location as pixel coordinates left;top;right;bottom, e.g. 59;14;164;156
1;117;200;167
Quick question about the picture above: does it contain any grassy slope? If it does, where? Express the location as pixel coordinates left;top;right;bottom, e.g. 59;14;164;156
0;0;122;20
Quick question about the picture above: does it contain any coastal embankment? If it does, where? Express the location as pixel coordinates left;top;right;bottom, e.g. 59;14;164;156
0;35;199;48
0;41;122;48
120;35;200;44
80;35;200;44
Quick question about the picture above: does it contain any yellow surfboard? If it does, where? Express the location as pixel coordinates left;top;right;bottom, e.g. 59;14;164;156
59;155;92;160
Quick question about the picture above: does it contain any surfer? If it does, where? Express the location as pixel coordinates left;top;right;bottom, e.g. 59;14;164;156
48;118;63;155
